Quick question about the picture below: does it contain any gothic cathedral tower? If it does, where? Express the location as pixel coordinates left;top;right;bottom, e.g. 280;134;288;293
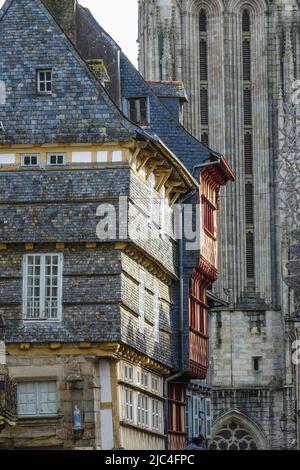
138;0;300;449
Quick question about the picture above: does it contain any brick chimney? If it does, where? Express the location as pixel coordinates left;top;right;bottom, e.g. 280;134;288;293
43;0;77;43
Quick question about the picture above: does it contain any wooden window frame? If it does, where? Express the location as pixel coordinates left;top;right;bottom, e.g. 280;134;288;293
17;381;58;418
23;253;63;322
37;69;52;95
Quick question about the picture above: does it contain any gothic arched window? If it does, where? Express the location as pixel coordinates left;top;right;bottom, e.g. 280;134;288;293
199;9;207;33
199;9;209;144
242;10;250;33
209;420;259;450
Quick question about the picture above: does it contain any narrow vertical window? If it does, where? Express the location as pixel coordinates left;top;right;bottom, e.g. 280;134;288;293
139;269;146;334
199;9;207;33
245;183;254;224
242;10;250;33
193;396;200;437
243;88;252;125
124;388;134;422
246;231;255;278
199;39;208;81
201;132;209;147
153;278;159;343
151;399;160;431
244;132;253;175
242;39;251;81
200;88;209;126
199;9;209;144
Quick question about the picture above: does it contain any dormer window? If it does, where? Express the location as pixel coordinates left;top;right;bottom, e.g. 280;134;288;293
37;69;52;94
22;154;39;167
127;97;149;126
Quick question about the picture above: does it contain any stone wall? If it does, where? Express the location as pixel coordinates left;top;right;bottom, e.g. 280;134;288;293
0;355;100;450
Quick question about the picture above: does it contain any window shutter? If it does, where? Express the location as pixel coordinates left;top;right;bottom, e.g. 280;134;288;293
243;88;252;125
246;231;255;278
139;270;146;334
205;398;212;439
38;382;57;416
17;382;38;416
200;88;209;126
245;183;254;224
193;396;200;437
200;39;208;81
244;132;253;175
242;39;251;81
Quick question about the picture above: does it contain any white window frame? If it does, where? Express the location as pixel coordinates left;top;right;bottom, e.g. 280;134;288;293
17;381;58;417
124;363;133;383
124;388;134;423
47;153;66;166
21;154;40;167
151;398;160;432
37;69;52;95
137;393;149;428
23;253;63;322
139;269;146;334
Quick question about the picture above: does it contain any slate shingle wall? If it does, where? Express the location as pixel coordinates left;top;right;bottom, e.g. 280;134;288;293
0;0;134;145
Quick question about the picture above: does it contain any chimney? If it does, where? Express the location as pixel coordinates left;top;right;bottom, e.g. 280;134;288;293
43;0;77;43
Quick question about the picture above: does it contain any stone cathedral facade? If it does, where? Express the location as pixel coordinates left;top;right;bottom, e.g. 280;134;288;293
138;0;300;449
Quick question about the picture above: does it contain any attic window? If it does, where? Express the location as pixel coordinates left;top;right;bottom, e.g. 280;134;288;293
22;154;39;167
37;69;52;94
47;153;66;166
127;98;149;126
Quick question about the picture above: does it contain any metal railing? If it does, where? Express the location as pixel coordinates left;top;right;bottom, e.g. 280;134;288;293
0;369;17;426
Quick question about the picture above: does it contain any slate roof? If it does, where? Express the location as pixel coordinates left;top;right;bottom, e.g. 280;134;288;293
147;81;188;102
0;0;138;145
75;5;220;174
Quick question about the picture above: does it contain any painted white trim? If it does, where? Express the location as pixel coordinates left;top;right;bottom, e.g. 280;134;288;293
99;360;112;403
100;409;114;450
97;151;108;163
37;69;52;95
72;152;92;163
47;153;66;166
0;153;15;164
22;253;63;322
21;154;40;167
112;150;123;162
